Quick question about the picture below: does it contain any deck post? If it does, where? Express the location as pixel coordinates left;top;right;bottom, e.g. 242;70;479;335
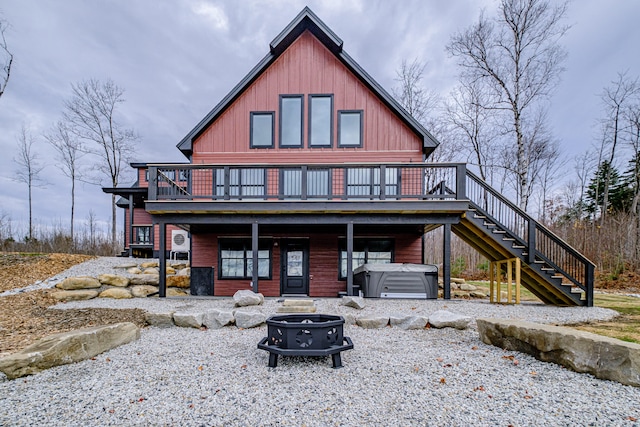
252;222;259;293
128;195;134;253
443;223;451;299
346;222;354;296
456;164;466;199
148;167;158;201
586;263;594;307
527;220;536;264
158;222;166;298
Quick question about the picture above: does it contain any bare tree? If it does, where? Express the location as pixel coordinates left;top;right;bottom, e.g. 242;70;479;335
44;121;85;242
447;0;569;211
13;124;46;241
598;72;639;224
393;59;439;125
63;78;137;246
0;14;12;99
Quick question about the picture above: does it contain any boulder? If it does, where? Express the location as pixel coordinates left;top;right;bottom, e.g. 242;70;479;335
173;312;204;328
428;310;472;330
97;274;129;287
99;288;133;299
145;312;175;328
52;290;99;301
460;283;477;291
389;314;428;330
171;263;188;270
202;310;235;329
477;318;640;387
356;316;389;329
127;267;143;275
235;311;267;328
129;274;159;286
451;278;466;284
0;323;139;380
141;261;159;269
342;313;357;325
167;288;188;297
130;285;159;298
114;263;137;269
470;291;487;299
167;275;190;289
233;290;264;307
340;296;366;310
142;268;159;275
176;267;191;276
56;276;101;290
165;266;176;275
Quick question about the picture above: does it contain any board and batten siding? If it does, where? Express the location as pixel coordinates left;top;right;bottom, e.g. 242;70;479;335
191;31;423;165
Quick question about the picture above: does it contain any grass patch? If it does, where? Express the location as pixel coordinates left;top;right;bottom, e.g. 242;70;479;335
571;294;640;344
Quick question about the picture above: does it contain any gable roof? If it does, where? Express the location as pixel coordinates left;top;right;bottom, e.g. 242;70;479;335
176;6;439;158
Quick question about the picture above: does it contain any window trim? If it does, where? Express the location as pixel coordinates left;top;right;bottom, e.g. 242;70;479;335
308;94;334;148
337;110;363;148
250;111;275;149
338;238;394;280
218;238;273;280
279;95;304;148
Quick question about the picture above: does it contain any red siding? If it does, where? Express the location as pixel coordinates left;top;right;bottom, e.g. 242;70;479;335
191;229;423;297
191;31;423;164
137;168;149;188
153;224;182;252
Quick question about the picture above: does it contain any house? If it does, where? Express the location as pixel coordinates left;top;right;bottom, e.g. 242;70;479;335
104;7;594;306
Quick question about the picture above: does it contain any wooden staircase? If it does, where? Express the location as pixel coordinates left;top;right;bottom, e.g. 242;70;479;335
447;171;595;306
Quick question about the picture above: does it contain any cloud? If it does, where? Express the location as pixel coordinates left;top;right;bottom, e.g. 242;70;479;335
190;1;229;32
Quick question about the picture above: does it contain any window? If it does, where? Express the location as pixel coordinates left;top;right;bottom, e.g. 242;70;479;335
279;95;303;147
280;168;331;198
219;239;272;279
159;169;176;181
339;239;393;279
346;167;398;198
338;110;363;147
133;226;151;245
309;95;333;147
250;112;274;148
178;170;189;182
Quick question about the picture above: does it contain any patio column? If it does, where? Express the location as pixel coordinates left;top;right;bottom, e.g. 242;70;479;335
128;195;134;256
346;222;354;296
158;222;166;298
442;223;451;299
252;221;259;293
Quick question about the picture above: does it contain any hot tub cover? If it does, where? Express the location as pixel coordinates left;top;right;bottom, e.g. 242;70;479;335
353;263;438;274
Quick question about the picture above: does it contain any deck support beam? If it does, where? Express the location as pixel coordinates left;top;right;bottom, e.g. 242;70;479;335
346;222;354;296
128;195;134;256
252;222;259;293
158;222;167;298
443;223;451;299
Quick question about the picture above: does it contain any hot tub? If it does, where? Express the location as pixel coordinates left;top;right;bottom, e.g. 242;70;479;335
353;263;438;299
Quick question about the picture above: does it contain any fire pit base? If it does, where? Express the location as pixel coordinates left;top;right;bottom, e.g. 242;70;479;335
257;314;354;369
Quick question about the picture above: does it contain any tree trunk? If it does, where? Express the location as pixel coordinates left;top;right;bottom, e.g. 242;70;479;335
70;174;75;244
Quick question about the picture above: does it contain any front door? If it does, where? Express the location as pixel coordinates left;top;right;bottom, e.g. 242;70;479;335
281;240;309;295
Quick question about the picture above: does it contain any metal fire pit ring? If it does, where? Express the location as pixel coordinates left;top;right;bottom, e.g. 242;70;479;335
257;314;353;368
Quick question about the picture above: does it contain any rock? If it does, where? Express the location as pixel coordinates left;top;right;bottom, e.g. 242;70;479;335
145;312;175;328
176;267;191;276
356;316;389;329
55;276;101;290
99;288;133;299
460;283;477;291
142;268;159;275
173;312;204;328
202;310;235;329
340;296;366;310
141;261;159;269
235;311;267;328
167;275;190;289
114;263;137;269
171;263;188;270
0;323;139;380
233;290;264;307
389;314;428;330
343;314;357;325
470;291;487;299
452;290;469;298
283;299;314;306
165;266;176;275
131;285;159;298
477;318;640;387
451;278;466;284
52;290;99;301
97;274;129;287
428;310;472;330
167;288;188;297
127;267;142;275
129;274;159;286
276;306;317;313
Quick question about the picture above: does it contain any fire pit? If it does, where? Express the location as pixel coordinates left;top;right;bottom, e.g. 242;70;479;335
258;314;353;368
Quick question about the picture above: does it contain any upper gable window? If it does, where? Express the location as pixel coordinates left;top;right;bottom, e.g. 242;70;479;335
250;112;275;148
279;95;303;147
309;95;333;147
338;110;363;147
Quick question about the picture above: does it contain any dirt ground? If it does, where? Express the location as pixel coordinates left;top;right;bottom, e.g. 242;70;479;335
0;253;147;356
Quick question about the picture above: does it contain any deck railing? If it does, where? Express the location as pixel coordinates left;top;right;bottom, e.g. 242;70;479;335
147;163;468;202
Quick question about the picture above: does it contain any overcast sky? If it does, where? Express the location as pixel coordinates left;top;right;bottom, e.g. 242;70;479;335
0;0;639;239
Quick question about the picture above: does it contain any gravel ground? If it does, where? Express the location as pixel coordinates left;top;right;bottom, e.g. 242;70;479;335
1;257;639;426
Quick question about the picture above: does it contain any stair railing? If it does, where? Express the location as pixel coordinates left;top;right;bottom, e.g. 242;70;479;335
465;171;595;306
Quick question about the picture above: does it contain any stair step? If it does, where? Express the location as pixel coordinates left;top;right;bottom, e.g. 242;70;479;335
541;267;554;271
473;214;487;219
483;222;497;227
502;237;515;241
551;275;564;279
513;245;525;249
492;230;506;234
